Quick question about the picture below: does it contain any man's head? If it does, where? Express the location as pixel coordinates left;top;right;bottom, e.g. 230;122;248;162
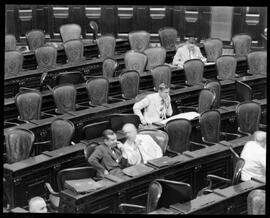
254;131;266;148
122;123;138;142
158;83;170;100
102;129;117;148
29;196;47;213
187;37;196;51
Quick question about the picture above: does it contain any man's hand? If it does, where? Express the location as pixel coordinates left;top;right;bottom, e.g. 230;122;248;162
141;119;147;125
104;170;109;175
116;141;123;149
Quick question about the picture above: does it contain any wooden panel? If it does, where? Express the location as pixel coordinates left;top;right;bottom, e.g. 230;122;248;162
117;6;134;38
84;5;101;39
5;5;17;36
242;7;266;46
17;5;33;41
133;6;150;31
50;5;70;39
69;6;84;37
198;6;211;40
210;7;233;42
100;6;117;36
232;7;245;39
172;6;184;41
183;6;200;40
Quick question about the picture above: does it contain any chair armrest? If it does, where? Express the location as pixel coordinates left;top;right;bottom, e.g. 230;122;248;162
170;84;187;89
76;104;90;109
41;112;57;117
220;99;240;105
33;140;51;145
259;123;267;131
4;121;20;126
190;140;208;148
108;96;126;102
201;138;216;146
197;187;214;196
220;132;242;138
237;127;252;136
166;147;180;156
119;203;146;214
44;183;59;197
207;174;232;189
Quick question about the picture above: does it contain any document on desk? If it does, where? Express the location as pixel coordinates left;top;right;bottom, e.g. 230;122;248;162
64;178;104;194
160;112;200;125
123;164;154;177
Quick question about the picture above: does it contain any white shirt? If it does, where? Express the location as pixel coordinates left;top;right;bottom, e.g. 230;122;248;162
240;140;266;181
172;44;207;68
133;93;173;124
122;134;163;165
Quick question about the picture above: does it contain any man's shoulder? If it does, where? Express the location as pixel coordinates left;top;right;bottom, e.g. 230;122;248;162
147;93;159;99
137;134;153;141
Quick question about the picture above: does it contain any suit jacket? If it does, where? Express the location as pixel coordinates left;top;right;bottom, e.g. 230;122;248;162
172;44;206;68
88;143;128;176
133;92;173;124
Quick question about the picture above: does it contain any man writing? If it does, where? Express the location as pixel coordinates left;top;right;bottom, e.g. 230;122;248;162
88;129;129;178
118;123;163;165
172;37;207;68
133;83;173;125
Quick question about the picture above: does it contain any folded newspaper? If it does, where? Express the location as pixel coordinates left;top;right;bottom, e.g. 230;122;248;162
160;112;200;125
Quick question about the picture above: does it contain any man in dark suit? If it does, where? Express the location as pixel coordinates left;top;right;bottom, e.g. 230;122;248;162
88;129;129;179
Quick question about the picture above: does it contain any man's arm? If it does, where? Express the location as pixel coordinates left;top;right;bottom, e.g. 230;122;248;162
133;97;150;125
165;96;173;117
172;48;184;67
88;147;107;175
196;46;207;62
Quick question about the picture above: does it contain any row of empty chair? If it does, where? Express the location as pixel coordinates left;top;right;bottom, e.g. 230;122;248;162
5;24;266;77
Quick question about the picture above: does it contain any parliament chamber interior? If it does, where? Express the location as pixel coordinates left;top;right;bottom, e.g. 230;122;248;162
3;4;267;214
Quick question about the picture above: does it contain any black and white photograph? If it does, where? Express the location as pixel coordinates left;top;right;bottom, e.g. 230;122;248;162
4;4;267;214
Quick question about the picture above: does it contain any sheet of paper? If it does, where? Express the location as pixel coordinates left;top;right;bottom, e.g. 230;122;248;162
160;112;200;125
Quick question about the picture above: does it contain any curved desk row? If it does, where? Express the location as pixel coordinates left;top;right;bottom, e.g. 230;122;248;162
4;74;267;144
4;134;253;211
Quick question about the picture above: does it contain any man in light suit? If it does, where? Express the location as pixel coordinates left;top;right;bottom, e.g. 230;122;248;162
118;123;163;165
172;37;207;68
133;83;173;125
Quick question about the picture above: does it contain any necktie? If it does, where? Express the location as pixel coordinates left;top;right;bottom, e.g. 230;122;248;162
160;99;166;120
111;147;119;163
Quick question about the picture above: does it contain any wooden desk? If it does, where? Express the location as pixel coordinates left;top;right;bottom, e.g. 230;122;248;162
170;180;265;214
58;138;247;213
4;75;267;145
3;129;253;210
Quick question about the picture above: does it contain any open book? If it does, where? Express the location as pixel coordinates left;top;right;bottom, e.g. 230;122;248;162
160;112;200;125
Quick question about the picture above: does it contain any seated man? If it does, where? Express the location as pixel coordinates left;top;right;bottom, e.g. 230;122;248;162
172;37;206;68
118;123;162;165
240;131;266;181
88;129;129;178
133;83;173;125
29;196;47;213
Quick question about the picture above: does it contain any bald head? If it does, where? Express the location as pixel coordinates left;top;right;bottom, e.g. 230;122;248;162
29;196;47;213
122;123;137;142
254;131;266;148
